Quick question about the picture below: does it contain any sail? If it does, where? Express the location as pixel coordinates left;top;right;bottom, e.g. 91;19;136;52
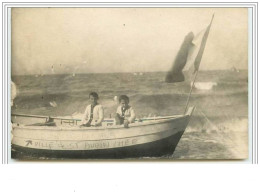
165;32;194;83
185;28;207;73
165;14;214;83
193;15;214;73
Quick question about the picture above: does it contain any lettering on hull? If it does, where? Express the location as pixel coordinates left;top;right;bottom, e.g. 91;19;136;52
13;127;184;151
21;138;139;150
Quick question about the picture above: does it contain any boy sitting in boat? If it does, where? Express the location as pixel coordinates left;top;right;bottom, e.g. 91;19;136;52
115;95;136;128
81;92;104;127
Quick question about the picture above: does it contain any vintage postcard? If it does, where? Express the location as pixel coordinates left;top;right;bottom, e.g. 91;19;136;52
10;7;248;160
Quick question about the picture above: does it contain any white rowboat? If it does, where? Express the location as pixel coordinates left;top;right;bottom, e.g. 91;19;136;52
11;107;195;159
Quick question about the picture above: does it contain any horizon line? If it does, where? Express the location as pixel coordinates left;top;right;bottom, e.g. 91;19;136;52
11;68;248;76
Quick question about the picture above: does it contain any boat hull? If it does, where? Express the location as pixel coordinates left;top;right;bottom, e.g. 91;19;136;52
11;107;195;159
12;131;184;159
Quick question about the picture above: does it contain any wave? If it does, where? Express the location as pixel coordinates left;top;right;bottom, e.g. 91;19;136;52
11;71;247;119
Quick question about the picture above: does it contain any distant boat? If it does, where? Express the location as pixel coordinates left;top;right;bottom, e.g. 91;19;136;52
133;73;138;76
51;65;55;74
72;73;76;77
139;72;143;76
231;66;240;73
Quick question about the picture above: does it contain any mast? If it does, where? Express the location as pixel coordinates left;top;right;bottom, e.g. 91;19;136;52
184;70;199;113
184;14;214;114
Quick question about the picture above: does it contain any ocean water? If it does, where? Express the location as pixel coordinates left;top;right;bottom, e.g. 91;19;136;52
11;70;248;160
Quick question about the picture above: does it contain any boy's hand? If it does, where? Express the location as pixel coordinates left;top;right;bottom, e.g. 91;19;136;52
80;123;90;127
94;123;100;127
124;120;129;128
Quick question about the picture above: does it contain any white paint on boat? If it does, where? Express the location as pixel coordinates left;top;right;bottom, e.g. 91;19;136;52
11;107;195;151
12;127;181;151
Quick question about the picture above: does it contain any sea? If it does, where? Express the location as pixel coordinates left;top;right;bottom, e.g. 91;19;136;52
11;70;248;160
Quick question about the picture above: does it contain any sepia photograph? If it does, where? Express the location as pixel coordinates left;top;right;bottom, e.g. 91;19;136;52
10;7;248;160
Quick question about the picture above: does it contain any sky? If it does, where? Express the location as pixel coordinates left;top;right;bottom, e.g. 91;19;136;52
11;8;248;75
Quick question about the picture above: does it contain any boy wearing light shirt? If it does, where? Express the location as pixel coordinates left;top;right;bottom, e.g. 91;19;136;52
81;92;104;127
115;95;136;128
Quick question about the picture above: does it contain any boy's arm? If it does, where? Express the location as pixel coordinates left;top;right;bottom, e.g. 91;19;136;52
82;106;89;124
127;108;136;123
96;105;104;125
116;106;121;115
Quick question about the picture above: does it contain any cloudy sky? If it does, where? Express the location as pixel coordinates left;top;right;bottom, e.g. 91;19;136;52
11;8;248;75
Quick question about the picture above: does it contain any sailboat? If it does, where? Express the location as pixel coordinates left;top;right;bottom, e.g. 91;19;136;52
11;15;214;159
11;107;194;159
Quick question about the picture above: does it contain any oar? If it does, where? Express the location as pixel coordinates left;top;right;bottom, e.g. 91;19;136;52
11;113;82;121
11;113;82;125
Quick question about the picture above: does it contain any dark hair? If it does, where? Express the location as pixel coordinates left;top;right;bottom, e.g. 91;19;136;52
119;95;129;103
89;92;99;99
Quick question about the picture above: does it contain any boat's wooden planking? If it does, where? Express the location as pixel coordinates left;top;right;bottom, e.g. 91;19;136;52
12;116;189;140
12;122;188;151
12;107;195;151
